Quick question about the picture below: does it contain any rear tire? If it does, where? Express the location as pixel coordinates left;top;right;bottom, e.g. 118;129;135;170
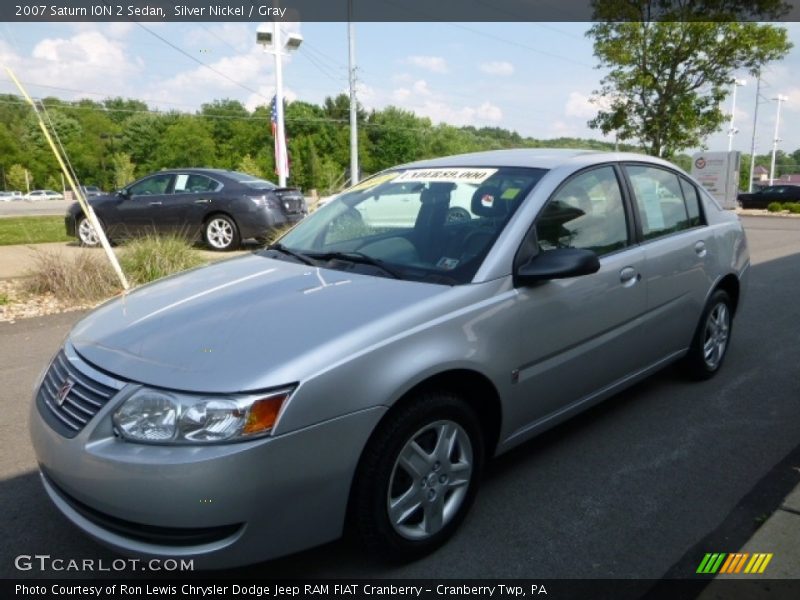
204;215;240;251
681;289;733;380
350;391;484;562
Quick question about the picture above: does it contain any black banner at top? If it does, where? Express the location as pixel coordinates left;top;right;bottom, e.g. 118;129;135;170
3;0;800;22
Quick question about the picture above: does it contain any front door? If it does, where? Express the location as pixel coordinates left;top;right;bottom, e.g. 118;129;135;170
505;165;649;437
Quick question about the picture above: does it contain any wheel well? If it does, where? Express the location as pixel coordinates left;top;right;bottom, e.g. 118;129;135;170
716;274;740;315
204;211;236;226
389;369;502;457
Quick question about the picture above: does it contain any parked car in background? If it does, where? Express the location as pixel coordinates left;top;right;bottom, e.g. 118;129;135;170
79;185;105;198
32;149;748;567
0;191;24;201
66;168;307;251
26;189;64;201
738;184;800;209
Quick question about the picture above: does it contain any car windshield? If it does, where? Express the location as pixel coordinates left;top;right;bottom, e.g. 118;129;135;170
224;171;278;190
273;166;547;284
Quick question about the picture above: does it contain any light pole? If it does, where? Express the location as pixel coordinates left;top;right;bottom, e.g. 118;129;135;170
769;94;787;185
348;7;359;185
747;73;762;193
257;22;303;187
727;78;746;151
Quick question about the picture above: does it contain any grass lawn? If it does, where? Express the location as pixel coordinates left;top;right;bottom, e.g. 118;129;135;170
0;216;71;246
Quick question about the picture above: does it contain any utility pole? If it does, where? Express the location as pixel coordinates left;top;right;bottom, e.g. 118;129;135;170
748;74;761;193
348;0;359;185
769;95;787;185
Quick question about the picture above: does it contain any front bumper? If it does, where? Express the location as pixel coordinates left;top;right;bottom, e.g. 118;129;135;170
30;355;385;568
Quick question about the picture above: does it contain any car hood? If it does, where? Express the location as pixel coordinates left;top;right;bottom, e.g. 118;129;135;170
70;254;451;393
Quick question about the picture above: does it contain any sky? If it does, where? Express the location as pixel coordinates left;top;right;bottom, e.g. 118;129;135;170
1;21;800;163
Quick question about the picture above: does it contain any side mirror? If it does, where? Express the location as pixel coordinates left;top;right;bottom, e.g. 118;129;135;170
117;189;130;199
515;247;600;286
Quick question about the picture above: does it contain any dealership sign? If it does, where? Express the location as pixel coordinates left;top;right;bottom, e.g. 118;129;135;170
690;151;741;209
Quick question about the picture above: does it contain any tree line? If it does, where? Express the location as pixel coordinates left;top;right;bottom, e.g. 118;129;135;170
0;93;636;195
1;91;797;196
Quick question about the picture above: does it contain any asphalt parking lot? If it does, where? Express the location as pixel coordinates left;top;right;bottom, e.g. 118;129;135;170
1;215;799;583
0;199;71;218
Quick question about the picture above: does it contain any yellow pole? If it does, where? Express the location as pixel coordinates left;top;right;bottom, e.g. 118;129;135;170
5;67;129;290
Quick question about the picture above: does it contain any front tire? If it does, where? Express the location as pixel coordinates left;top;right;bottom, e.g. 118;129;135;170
204;215;240;251
682;289;733;380
77;216;101;247
351;391;484;562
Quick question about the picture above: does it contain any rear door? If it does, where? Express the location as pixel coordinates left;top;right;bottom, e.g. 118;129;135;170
167;173;222;237
622;163;711;361
506;165;649;430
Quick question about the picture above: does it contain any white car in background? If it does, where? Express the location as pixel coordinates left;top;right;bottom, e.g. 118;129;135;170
0;191;24;201
26;190;64;201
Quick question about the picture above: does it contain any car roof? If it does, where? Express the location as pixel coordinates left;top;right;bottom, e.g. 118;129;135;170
397;148;679;171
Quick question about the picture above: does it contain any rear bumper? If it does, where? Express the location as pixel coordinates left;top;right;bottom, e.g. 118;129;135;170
238;208;306;240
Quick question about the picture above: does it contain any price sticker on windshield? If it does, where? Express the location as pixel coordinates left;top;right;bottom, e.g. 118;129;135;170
393;168;497;183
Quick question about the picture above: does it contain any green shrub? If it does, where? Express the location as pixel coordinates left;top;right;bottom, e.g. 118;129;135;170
786;203;800;214
24;250;120;302
766;202;784;212
119;235;206;285
0;292;8;306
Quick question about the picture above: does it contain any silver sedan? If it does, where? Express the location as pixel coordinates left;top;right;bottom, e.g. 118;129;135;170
30;149;748;567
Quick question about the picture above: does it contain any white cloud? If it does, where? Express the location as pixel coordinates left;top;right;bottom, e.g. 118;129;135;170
565;92;597;119
404;55;448;74
479;61;514;76
0;30;142;100
386;79;501;126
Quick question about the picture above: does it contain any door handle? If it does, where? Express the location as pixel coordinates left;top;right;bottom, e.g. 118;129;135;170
694;240;707;257
194;199;210;204
148;201;162;206
619;266;640;287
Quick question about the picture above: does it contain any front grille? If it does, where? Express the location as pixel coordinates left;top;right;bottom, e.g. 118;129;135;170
37;346;125;438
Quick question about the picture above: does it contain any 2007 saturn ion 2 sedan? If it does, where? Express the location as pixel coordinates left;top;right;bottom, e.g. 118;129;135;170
31;150;748;567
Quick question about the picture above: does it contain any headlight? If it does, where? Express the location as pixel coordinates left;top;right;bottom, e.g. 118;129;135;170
112;387;293;445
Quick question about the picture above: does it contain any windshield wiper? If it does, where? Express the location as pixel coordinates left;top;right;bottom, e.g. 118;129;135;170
266;243;316;266
307;251;403;279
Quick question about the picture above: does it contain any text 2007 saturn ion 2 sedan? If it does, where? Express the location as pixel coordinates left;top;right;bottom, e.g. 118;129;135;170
31;149;748;567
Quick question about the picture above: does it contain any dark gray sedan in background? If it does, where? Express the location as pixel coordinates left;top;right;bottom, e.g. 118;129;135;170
66;168;307;250
33;149;748;567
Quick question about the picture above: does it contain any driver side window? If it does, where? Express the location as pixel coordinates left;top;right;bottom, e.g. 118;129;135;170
535;166;629;256
129;174;174;197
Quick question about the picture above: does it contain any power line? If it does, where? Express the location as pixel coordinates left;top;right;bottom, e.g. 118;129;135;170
134;21;270;101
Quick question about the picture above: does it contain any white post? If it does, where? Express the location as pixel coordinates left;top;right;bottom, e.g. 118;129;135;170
748;74;761;193
348;20;359;185
769;95;786;186
24;169;30;194
728;78;745;152
273;21;287;187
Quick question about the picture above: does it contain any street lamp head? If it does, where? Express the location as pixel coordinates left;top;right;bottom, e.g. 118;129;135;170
734;78;747;86
285;32;303;51
256;23;273;47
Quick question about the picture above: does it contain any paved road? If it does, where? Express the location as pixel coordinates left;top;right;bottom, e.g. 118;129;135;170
1;216;799;583
0;199;71;218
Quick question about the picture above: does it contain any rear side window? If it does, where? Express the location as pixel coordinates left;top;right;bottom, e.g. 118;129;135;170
679;177;703;227
626;165;698;240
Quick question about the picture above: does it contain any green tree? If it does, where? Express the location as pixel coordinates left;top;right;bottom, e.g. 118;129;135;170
155;117;217;168
588;1;791;157
237;153;265;178
112;153;136;189
7;164;28;191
